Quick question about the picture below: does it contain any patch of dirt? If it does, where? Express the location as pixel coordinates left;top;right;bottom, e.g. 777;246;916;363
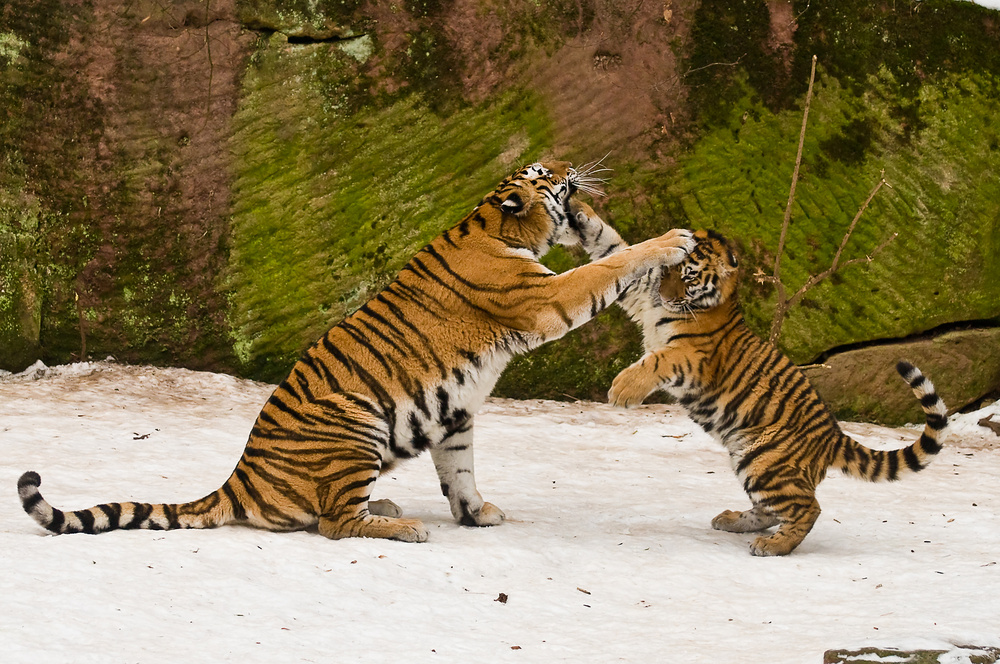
438;0;697;162
440;0;508;103
360;0;420;96
529;1;692;162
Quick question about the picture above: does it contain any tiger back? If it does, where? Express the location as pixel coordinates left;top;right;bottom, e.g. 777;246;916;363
18;161;695;542
562;213;949;556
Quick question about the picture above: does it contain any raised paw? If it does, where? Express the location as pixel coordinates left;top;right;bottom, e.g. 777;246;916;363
712;510;745;532
368;498;403;518
658;228;696;267
608;364;655;408
459;501;505;527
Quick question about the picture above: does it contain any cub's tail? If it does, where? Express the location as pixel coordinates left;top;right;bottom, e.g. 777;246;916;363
18;471;234;534
833;360;948;482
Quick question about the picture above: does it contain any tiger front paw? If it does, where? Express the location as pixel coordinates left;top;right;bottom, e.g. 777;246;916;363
653;228;696;268
458;500;505;527
608;364;655;409
749;533;798;557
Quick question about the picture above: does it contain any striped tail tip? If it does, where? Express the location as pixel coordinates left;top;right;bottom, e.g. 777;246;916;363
897;361;948;454
896;361;948;423
18;470;41;491
896;360;920;385
18;471;62;533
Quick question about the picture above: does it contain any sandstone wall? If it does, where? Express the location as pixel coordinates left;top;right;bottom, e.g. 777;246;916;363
2;0;998;423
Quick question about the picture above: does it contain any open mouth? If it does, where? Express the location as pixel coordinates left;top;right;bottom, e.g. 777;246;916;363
563;180;578;215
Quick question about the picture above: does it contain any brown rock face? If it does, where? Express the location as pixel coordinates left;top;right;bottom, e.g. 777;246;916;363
803;328;1000;427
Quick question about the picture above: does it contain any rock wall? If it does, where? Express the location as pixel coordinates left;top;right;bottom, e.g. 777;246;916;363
2;0;998;423
1;0;250;370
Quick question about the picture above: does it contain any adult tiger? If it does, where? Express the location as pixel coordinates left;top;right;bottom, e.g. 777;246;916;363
562;212;949;556
18;161;694;542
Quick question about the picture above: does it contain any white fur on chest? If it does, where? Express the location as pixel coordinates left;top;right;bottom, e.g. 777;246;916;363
385;349;511;459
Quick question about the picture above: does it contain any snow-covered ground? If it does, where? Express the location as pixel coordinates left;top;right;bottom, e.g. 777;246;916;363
1;361;998;663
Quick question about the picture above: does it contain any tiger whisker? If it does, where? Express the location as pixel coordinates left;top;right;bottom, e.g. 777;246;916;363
573;183;606;197
574;153;614;182
576;164;613;175
579;151;613;173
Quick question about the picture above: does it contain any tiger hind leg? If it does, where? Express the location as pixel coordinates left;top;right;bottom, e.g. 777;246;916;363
318;509;427;542
273;394;427;542
711;504;780;533
316;461;428;542
745;487;821;557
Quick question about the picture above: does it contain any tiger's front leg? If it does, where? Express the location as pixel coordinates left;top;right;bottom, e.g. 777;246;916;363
711;504;780;533
431;423;505;527
608;347;683;408
566;200;653;322
519;228;694;343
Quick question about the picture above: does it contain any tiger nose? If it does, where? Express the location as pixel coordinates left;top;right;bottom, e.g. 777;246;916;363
540;161;572;178
658;268;685;301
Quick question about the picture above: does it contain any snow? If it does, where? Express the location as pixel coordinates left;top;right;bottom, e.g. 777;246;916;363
1;361;998;663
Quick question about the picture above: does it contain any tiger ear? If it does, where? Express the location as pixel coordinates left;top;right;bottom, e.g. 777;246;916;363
500;191;525;216
727;249;739;269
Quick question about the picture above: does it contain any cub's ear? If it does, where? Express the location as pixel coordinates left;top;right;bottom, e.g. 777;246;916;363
727;249;739;269
500;191;525;216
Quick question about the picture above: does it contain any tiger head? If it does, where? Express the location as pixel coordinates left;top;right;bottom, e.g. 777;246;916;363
657;229;740;314
481;160;606;257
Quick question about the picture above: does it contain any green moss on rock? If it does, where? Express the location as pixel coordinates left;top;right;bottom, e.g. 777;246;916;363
608;69;1000;364
228;34;555;382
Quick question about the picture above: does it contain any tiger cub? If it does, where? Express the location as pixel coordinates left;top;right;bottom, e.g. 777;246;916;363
18;161;695;542
565;215;949;556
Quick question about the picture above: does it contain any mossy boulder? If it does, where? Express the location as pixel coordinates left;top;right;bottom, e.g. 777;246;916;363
226;31;556;382
824;646;1000;664
634;68;1000;366
803;327;1000;426
0;0;248;371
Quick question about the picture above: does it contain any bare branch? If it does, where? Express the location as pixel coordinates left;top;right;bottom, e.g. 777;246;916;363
827;174;888;273
753;268;780;285
784;231;897;311
681;54;746;79
773;56;817;287
760;55;900;347
769;54;817;344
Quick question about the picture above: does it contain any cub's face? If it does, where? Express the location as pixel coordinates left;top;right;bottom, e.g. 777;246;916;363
657;229;739;314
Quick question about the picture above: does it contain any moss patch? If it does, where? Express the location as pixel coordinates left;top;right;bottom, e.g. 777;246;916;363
605;68;1000;363
0;0;99;369
227;34;555;382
